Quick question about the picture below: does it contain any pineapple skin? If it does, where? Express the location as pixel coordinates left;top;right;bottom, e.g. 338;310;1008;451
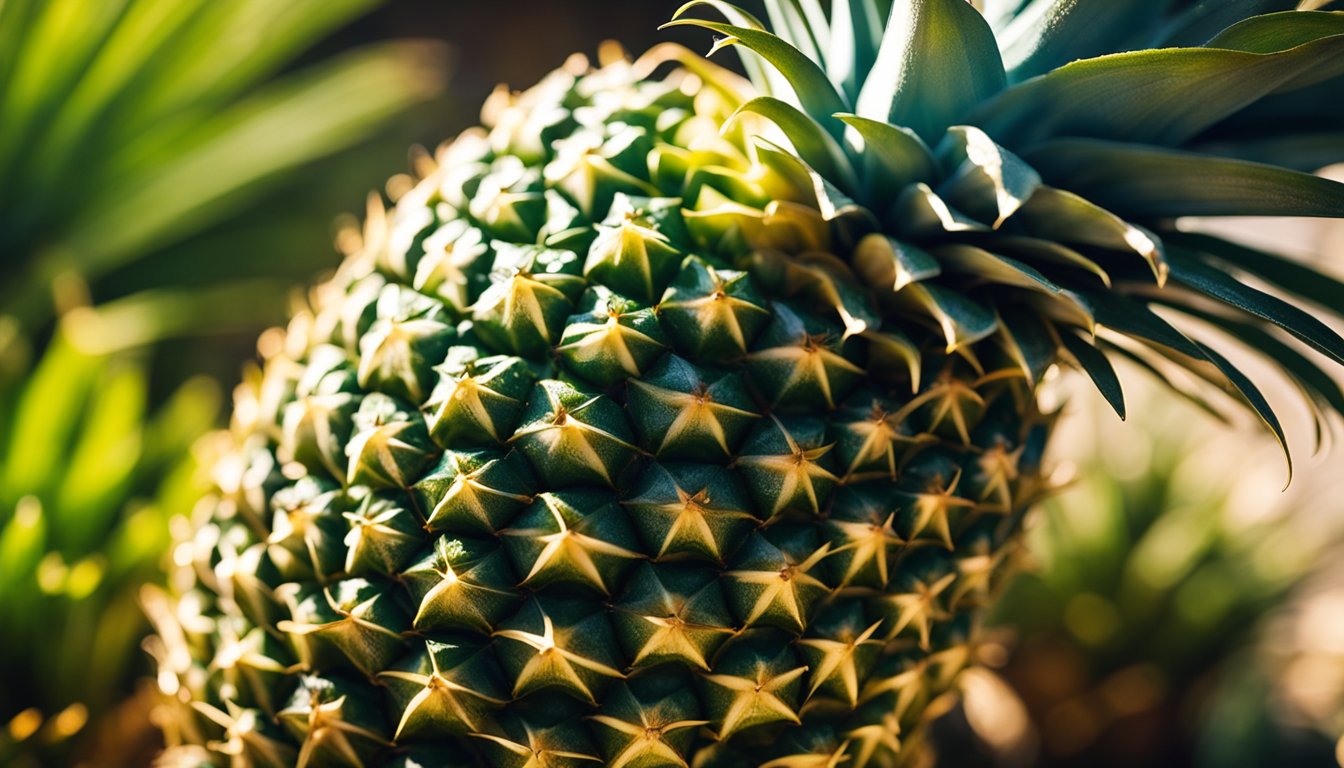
148;50;1048;768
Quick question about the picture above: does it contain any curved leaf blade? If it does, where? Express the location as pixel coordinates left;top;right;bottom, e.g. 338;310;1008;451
1162;230;1344;312
729;96;859;192
855;0;1006;144
936;125;1042;227
998;0;1166;83
975;31;1344;148
1025;139;1344;219
665;15;850;133
1059;328;1127;419
836;113;937;200
1165;250;1344;366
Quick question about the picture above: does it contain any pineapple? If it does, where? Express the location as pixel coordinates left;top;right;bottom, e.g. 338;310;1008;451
147;2;1344;766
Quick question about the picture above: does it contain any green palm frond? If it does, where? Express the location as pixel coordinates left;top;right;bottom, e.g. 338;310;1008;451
668;0;1344;478
0;0;447;339
0;0;447;762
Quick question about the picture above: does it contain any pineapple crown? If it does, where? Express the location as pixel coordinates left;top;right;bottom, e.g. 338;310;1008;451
662;0;1344;478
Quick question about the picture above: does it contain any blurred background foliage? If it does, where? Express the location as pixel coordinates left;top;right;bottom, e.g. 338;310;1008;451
0;0;451;763
931;245;1344;768
2;1;1343;766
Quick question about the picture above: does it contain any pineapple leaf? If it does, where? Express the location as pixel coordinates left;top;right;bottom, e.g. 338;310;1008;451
1100;339;1234;425
899;282;999;352
668;0;781;97
1089;293;1292;475
826;0;885;100
1010;187;1167;284
997;0;1169;83
855;0;1007;145
664;15;849;136
1164;251;1344;367
1155;0;1300;48
60;42;446;282
1194;340;1292;484
1174;306;1344;435
1059;329;1127;420
1024;139;1344;219
1162;230;1344;312
935;125;1042;227
834;114;937;200
1207;9;1344;54
1191;131;1344;173
728;97;860;192
975;32;1344;148
763;0;829;64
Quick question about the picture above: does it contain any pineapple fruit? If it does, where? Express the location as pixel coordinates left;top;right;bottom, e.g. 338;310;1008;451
147;2;1344;766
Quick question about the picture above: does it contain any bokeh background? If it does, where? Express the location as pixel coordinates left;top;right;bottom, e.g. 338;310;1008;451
1;1;1341;765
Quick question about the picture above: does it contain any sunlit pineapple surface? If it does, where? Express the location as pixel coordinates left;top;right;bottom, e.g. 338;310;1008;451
149;2;1344;766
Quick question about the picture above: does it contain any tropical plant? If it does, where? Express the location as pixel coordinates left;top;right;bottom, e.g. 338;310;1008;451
147;1;1344;766
0;0;444;763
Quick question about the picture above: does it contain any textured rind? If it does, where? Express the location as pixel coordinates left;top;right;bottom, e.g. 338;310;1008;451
148;53;1050;768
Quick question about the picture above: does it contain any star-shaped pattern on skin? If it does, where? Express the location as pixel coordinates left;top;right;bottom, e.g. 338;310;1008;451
421;452;533;534
828;512;903;588
277;588;405;676
797;620;884;707
878;572;958;650
378;643;509;738
835;401;935;480
658;266;770;356
342;500;421;575
511;387;636;488
471;186;546;245
414;222;489;311
472;268;574;356
406;538;517;633
736;420;839;517
907;471;977;550
702;662;808;741
345;419;432;489
193;700;297;768
588;710;708;768
857;659;929;722
472;724;603;768
267;494;341;580
951;538;1014;608
544;130;656;219
283;392;355;480
724;544;832;633
584;216;682;304
626;380;758;458
278;691;390;768
925;644;974;693
215;542;284;635
846;713;903;768
613;565;736;672
974;442;1024;514
493;614;627;705
504;274;565;343
893;373;986;446
357;318;447;404
426;373;521;444
628;481;755;563
502;494;642;594
208;623;295;714
760;739;854;768
558;310;666;378
748;332;864;409
625;613;733;672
